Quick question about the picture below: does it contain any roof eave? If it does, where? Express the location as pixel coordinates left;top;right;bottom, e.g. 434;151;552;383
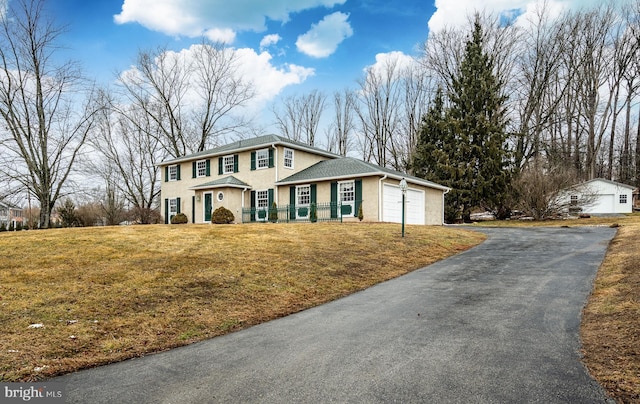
159;139;339;167
189;183;252;191
277;171;450;191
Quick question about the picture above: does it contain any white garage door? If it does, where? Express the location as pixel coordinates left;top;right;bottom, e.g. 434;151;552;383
586;194;615;214
382;184;425;225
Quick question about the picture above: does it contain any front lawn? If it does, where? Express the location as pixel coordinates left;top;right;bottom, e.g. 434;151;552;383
0;222;484;381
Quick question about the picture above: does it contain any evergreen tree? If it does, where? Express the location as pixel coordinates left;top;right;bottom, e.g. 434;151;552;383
413;16;511;222
448;16;511;221
411;87;461;222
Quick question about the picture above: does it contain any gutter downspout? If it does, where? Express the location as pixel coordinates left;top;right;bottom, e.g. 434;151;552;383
442;188;450;225
378;174;388;222
241;187;249;223
272;144;278;205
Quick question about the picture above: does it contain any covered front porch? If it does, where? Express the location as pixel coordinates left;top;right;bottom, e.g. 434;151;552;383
189;176;251;223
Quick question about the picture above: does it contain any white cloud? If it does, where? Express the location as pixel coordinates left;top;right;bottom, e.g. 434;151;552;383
119;45;314;113
296;11;353;58
365;51;419;77
114;0;346;41
427;0;628;34
234;48;315;107
260;34;282;50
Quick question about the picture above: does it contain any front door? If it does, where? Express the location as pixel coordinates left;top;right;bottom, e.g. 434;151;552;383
204;192;213;222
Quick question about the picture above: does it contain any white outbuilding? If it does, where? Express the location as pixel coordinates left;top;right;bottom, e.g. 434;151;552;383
566;178;634;215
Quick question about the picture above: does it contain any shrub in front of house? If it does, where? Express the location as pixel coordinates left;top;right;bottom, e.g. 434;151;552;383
170;213;188;224
212;207;234;224
268;202;278;222
358;204;364;221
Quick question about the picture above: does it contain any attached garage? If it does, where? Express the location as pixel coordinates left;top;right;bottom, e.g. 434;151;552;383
382;184;425;225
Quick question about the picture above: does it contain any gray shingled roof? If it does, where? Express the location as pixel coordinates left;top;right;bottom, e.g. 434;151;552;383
189;176;251;190
276;157;449;191
160;134;339;165
582;178;636;190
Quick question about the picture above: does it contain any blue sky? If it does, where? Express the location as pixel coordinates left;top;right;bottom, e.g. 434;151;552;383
43;0;608;132
49;0;436;96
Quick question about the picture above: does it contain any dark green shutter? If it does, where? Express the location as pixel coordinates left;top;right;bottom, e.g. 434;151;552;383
289;187;296;219
205;160;211;176
250;191;256;221
330;182;338;218
176;166;181;180
218;158;223;175
191;196;195;223
268;149;274;168
176;197;181;213
164;199;169;224
355;179;362;216
310;184;317;222
251;152;256;171
268;189;275;222
164;167;169;182
234;155;239;173
192;162;196;178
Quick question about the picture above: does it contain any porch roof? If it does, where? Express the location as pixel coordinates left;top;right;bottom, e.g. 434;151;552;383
189;176;251;191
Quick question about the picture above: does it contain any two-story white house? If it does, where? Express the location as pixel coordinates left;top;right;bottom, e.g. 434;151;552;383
159;135;449;225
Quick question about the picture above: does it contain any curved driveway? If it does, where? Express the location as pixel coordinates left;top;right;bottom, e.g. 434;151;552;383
55;226;617;403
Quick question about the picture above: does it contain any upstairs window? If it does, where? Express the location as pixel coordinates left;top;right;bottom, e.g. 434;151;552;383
196;160;207;177
223;155;235;174
168;165;178;181
284;148;294;169
256;149;269;169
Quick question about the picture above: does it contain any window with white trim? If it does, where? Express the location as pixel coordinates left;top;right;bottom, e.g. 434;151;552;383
620;194;628;204
256;190;269;208
256;149;269;169
168;198;178;217
339;181;355;216
284;148;294;169
223;155;235;174
168;165;178;181
196;160;207;177
297;185;310;206
570;195;578;205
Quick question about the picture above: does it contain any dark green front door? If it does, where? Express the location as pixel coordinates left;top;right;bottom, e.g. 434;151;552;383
204;193;212;222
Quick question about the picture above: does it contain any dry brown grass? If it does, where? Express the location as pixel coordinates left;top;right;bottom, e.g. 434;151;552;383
0;222;484;382
580;217;640;403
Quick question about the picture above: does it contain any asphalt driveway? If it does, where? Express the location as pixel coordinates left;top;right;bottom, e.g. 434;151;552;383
54;226;617;403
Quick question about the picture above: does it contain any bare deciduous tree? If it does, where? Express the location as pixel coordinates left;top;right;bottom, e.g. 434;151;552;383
117;40;255;158
355;56;403;168
327;89;356;156
273;90;326;146
515;158;598;220
88;91;163;224
0;0;98;228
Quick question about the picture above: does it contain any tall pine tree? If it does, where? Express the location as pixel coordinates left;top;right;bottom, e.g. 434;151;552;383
413;16;511;222
411;87;461;222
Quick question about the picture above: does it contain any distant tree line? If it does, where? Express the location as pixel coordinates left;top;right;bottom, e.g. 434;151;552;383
0;0;638;226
